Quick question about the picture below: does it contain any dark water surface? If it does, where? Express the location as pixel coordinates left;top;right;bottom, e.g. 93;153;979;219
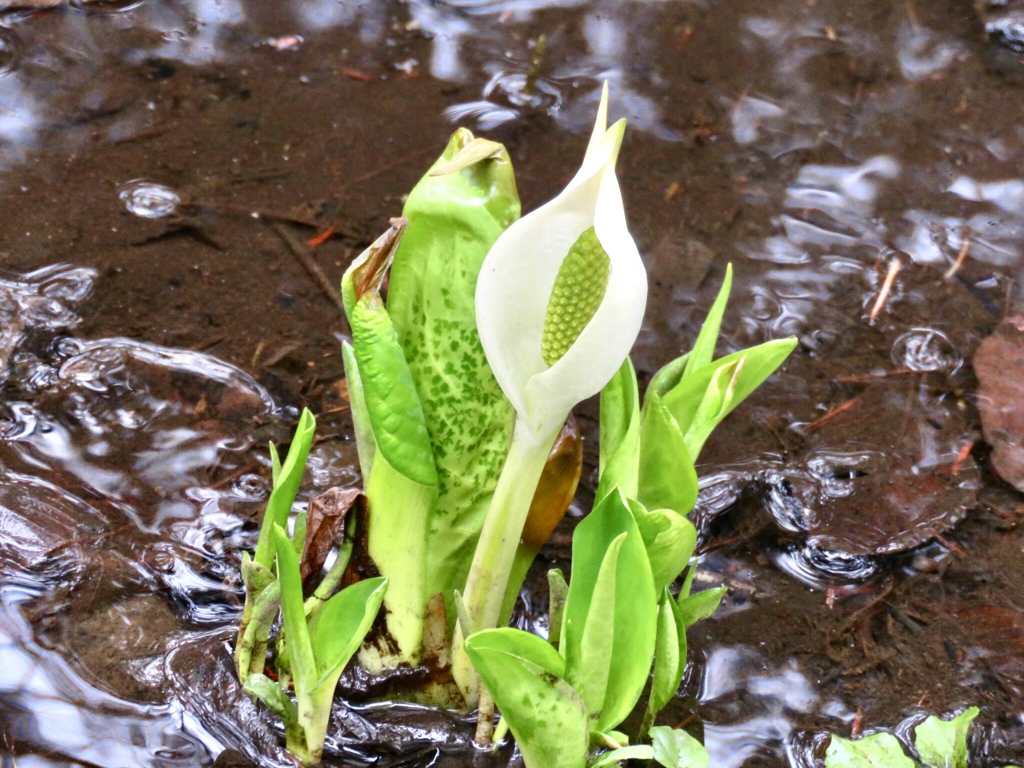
0;0;1023;765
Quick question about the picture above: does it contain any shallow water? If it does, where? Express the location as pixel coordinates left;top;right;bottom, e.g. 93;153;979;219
0;0;1023;765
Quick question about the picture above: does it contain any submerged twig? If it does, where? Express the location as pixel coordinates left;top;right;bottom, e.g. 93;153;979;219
869;257;901;324
944;235;971;280
270;222;347;317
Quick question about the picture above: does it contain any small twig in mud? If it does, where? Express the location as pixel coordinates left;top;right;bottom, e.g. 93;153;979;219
801;397;859;433
944;235;971;280
923;527;964;555
948;440;974;476
308;224;337;248
338;146;438;191
270;222;348;317
869;257;901;324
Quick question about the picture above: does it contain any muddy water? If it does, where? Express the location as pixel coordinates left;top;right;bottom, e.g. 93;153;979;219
0;0;1023;765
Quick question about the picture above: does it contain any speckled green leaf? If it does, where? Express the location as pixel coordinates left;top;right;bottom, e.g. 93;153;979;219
825;732;915;768
466;628;589;768
913;708;978;768
386;129;520;604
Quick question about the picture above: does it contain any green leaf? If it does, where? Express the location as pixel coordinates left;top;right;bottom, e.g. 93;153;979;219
253;409;316;569
648;354;689;401
638;394;698;517
683;358;742;460
465;628;588;768
548;568;569;647
308;577;388;689
913;708;979;768
681;263;733;380
291;513;307;559
562;489;657;733
596;358;641;503
661;337;796;462
244;673;297;724
349;294;437;487
589;745;655;767
647;590;686;723
272;525;317;694
676;586;726;629
627;499;697;593
386;128;518;607
825;733;916;768
341;341;376;481
650;726;710;768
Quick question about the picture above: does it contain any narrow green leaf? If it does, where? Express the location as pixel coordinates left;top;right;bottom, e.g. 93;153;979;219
548;568;569;647
683;358;741;459
596;358;641;503
272;525;317;694
682;263;733;380
244;673;297;724
253;409;316;569
648;354;689;401
661;337;796;462
465;628;588;768
308;577;388;689
650;726;710;768
913;708;979;768
676;587;727;629
825;733;916;768
638;394;698;517
341;341;375;481
385;129;519;608
627;499;697;593
562;489;657;733
648;590;686;722
589;745;655;767
291;512;307;559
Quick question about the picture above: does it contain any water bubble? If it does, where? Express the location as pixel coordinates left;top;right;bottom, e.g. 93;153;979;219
771;544;880;589
891;327;962;373
117;179;180;219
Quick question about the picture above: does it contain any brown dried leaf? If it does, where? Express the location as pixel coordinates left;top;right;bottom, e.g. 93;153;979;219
521;416;583;550
300;487;362;584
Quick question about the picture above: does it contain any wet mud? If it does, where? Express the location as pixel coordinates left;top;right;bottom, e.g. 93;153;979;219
0;0;1024;766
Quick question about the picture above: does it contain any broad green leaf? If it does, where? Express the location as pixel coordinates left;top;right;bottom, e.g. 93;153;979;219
466;628;588;768
825;733;915;768
573;533;626;721
638;394;698;517
661;337;796;461
349;294;437;487
548;568;569;647
386;128;519;606
683;358;742;460
677;586;727;629
244;673;297;724
650;726;710;768
627;499;697;592
681;263;733;380
341;341;375;480
253;409;316;568
596;358;641;503
589;745;655;767
308;577;387;689
647;589;686;722
913;708;978;768
562;489;657;733
272;525;317;694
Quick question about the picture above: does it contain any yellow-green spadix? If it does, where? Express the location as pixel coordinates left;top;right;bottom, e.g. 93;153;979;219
474;84;647;444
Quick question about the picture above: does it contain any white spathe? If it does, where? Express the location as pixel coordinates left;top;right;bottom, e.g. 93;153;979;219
475;85;648;442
